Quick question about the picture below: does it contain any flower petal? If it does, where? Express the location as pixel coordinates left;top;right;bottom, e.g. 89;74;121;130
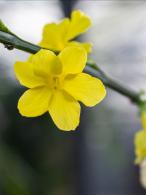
58;46;87;74
48;90;80;131
66;10;91;41
63;73;106;107
39;18;70;51
141;112;146;130
67;41;92;53
134;130;146;164
29;49;62;77
18;87;52;117
14;61;44;88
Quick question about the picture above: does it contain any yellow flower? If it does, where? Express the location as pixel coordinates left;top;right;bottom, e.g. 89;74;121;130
14;46;106;131
135;130;146;164
39;10;92;53
135;112;146;164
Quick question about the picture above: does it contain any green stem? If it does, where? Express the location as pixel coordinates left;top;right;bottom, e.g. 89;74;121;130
0;30;142;104
86;62;142;104
0;31;40;53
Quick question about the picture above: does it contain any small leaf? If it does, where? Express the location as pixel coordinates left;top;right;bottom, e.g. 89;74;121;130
0;19;11;33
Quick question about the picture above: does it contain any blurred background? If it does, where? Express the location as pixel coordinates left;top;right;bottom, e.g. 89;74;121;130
0;0;146;194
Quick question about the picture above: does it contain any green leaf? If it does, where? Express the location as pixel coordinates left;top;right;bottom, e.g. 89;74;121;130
0;19;11;33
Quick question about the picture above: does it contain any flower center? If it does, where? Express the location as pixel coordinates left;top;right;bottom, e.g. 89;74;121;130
45;76;63;90
52;77;61;89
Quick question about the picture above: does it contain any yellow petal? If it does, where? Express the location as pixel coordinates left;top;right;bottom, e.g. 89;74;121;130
67;41;92;53
30;49;62;77
48;90;80;131
135;130;146;164
141;112;146;131
39;18;70;51
14;61;44;88
66;10;91;41
63;73;106;107
58;46;87;74
18;87;52;117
